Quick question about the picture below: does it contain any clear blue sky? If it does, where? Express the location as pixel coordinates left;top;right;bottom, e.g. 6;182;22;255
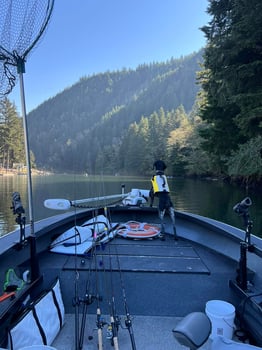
8;0;210;113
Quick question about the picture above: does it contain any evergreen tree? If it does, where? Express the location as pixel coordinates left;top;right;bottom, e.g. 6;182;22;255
226;136;262;179
199;0;262;171
0;98;25;169
167;107;193;175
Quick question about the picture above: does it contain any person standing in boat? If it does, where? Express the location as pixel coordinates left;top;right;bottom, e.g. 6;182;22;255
152;159;167;175
150;160;177;240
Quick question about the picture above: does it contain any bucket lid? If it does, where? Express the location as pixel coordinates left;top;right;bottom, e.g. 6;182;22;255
206;300;235;316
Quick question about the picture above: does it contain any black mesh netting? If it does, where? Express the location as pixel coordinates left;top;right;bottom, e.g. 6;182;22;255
0;0;54;96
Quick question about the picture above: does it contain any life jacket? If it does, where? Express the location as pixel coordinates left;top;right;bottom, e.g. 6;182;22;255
151;175;170;194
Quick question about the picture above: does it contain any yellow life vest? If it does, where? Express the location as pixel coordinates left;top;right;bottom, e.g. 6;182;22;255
151;175;170;194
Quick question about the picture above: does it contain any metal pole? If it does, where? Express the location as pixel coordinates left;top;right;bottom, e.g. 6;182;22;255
17;57;40;281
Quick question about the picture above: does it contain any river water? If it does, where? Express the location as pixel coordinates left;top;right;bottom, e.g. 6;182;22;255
0;174;261;238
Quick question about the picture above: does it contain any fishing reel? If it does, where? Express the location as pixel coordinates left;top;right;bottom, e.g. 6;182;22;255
73;293;102;307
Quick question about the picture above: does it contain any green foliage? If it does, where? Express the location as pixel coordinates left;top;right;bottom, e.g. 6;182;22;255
226;136;262;177
0;98;25;169
119;109;171;175
118;106;209;176
199;0;262;167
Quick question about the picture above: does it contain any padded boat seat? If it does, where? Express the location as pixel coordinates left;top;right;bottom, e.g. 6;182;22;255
172;312;211;349
212;337;262;349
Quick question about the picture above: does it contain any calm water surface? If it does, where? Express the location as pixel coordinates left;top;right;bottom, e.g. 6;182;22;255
0;174;261;237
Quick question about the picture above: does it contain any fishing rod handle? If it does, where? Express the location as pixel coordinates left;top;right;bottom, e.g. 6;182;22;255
98;328;103;350
113;336;120;350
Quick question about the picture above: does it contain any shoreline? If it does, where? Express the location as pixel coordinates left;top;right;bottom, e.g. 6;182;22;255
0;169;50;176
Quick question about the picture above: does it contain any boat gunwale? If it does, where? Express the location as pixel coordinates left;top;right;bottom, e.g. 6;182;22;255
1;206;262;264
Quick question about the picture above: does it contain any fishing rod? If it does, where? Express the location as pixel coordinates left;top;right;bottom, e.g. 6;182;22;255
77;289;101;349
107;239;120;350
70;206;81;350
108;296;120;350
74;269;80;350
73;208;101;350
78;270;98;349
114;245;137;350
98;210;124;349
95;206;121;350
84;212;109;350
72;223;91;350
77;211;106;349
93;225;108;350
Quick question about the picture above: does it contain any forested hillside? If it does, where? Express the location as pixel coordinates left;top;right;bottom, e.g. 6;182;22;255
27;51;203;174
1;0;261;186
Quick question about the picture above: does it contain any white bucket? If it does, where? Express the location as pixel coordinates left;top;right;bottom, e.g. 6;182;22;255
205;300;235;340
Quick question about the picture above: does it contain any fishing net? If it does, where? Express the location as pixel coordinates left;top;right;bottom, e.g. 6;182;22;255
0;1;54;282
0;0;54;96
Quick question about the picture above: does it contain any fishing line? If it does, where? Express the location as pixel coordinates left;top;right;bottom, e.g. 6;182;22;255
94;217;123;345
72;187;80;350
107;236;120;350
78;222;97;349
72;181;110;349
98;250;111;330
77;168;114;348
77;159;122;348
96;205;121;349
112;227;137;350
72;166;92;349
95;221;106;350
77;208;108;349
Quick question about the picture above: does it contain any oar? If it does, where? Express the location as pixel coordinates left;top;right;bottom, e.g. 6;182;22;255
44;193;128;210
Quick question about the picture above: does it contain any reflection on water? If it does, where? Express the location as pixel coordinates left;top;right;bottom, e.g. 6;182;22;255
1;174;261;237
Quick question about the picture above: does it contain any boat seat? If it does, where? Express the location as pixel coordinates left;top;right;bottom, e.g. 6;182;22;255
172;312;211;349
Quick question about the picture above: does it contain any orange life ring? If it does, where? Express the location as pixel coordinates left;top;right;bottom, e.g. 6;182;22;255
116;221;160;239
